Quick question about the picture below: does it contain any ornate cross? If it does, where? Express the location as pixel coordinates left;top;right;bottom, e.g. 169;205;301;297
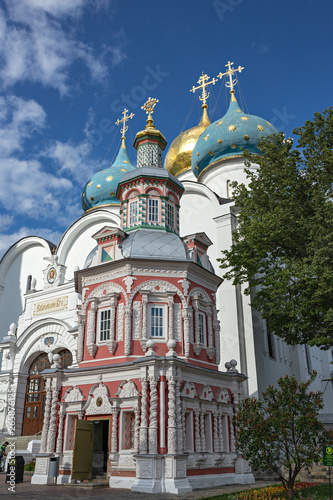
115;108;135;138
142;97;159;125
190;72;217;106
217;61;244;93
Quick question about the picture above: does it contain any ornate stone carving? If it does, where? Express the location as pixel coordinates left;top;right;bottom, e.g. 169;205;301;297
56;404;66;453
139;377;148;454
176;459;186;478
182;307;192;358
174;302;182;341
216;388;231;404
235;456;252;474
35;457;48;475
167;293;175;341
140;292;149;352
165;458;173;478
213;410;220;453
85;383;113;415
111;407;119;452
137;459;153;478
124;306;132;356
194;408;201;452
167;375;177;454
134;406;140;452
178;278;190;297
180;380;198;399
199;385;214;401
155;459;162;479
213;314;221;365
46;385;60;452
77;312;86;363
175;375;183;453
229;414;236;452
87;298;98;357
40;380;52;453
132;301;141;340
115;380;140;398
64;386;84;402
117;303;124;341
129;280;186;307
148;376;159;454
200;407;206;452
218;408;224;451
82;282;126;312
122;275;137;294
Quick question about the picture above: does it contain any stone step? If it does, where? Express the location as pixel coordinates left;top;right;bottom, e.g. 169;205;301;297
2;435;41;452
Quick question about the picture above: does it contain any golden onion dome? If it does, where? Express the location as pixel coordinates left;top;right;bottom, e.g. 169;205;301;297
164;105;210;177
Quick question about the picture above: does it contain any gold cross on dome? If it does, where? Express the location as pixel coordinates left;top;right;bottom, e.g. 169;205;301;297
142;97;159;126
115;108;135;138
190;72;217;106
217;60;244;93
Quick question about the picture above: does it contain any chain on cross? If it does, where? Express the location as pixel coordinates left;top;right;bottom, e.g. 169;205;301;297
217;60;244;93
190;72;217;106
115;108;135;138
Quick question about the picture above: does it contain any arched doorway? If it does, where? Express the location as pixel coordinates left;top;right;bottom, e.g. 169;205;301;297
22;349;72;436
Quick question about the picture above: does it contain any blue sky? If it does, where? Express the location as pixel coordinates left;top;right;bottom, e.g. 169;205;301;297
0;0;332;257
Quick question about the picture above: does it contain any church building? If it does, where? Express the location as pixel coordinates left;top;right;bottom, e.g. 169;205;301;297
0;61;332;492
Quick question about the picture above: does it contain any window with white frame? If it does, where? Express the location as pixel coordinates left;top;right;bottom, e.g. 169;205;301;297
147;198;159;222
198;312;206;345
99;309;111;342
129;200;139;225
148;305;165;337
166;203;175;228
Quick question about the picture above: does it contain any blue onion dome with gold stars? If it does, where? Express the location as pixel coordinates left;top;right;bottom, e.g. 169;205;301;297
81;108;136;212
192;91;278;180
81;138;135;211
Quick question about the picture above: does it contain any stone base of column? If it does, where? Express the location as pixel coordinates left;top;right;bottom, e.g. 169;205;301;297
131;454;192;494
31;454;59;485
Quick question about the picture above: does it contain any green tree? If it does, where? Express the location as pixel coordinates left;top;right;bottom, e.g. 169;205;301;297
219;108;333;348
234;374;332;496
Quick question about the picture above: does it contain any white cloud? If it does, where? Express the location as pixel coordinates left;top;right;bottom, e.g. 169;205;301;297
0;0;121;94
0;95;46;156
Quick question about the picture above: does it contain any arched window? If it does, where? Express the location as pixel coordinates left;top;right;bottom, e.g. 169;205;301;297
22;349;72;436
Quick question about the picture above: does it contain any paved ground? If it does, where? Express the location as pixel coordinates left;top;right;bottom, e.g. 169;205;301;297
0;474;277;500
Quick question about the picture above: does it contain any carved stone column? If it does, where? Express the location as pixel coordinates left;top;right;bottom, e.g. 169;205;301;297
229;413;236;452
87;297;98;357
56;403;66;454
192;297;202;356
134;406;140;452
77;311;86;363
124;306;132;356
206;308;215;360
175;374;183;453
148;376;158;454
106;293;119;354
194;408;201;452
40;379;52;453
200;407;206;452
46;384;60;452
218;408;224;451
167;292;175;341
139;377;148;454
167;375;177;454
213;409;219;453
182;307;192;358
182;402;187;452
111;407;119;452
140;291;149;352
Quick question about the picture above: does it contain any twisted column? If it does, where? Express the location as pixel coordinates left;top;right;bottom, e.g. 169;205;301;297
167;375;177;454
175;375;183;453
213;409;219;453
46;385;60;452
200;407;206;452
148;376;159;454
87;298;98;357
124;306;132;356
140;292;149;352
218;408;224;451
139;377;148;453
194;408;201;452
167;293;175;341
182;307;192;358
56;404;66;454
134;406;140;452
229;413;236;452
77;312;86;363
213;307;221;365
111;407;119;452
40;380;52;452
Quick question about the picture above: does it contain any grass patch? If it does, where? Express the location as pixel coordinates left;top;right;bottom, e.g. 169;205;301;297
201;482;332;500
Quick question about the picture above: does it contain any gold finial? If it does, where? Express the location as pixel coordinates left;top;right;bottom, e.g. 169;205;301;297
142;97;159;128
190;72;217;107
217;60;244;97
115;108;135;146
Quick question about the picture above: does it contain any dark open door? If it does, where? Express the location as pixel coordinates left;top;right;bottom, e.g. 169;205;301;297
71;419;94;481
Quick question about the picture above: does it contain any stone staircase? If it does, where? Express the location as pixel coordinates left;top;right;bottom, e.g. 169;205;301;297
1;434;41;465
